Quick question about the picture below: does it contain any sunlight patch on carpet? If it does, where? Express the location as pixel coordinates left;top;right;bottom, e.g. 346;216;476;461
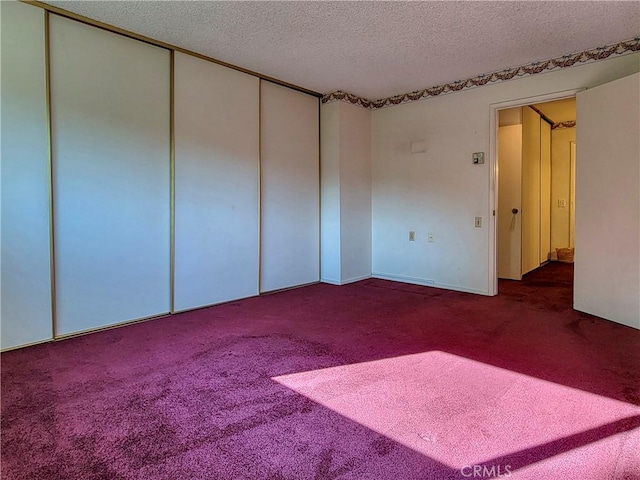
272;351;640;472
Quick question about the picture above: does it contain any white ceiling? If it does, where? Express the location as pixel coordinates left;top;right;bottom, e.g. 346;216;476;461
44;1;640;100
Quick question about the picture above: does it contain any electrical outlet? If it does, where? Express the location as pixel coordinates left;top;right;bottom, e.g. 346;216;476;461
409;231;415;242
472;152;485;164
474;216;483;228
428;233;434;243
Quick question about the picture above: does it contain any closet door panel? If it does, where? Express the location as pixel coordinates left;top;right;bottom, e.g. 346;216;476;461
50;15;171;335
174;52;259;311
260;82;319;292
0;2;52;349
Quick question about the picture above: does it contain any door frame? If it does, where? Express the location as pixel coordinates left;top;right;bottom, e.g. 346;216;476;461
488;88;582;296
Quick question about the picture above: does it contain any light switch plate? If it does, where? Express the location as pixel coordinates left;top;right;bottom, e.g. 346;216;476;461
473;152;485;164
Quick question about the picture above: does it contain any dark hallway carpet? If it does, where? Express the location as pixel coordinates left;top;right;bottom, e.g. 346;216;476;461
2;263;639;479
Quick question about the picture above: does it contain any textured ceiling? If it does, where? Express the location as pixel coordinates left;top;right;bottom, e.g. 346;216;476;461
43;1;640;100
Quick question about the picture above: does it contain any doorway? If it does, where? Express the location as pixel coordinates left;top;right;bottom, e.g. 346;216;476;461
495;97;577;284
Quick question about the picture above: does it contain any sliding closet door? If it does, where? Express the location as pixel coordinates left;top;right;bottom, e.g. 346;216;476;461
1;2;52;349
50;15;171;335
174;53;259;311
260;82;319;292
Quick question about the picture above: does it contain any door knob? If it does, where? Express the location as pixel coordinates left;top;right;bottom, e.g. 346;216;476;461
512;208;519;214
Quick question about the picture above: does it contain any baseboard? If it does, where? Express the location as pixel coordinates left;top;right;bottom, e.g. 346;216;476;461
321;274;371;286
260;281;321;295
340;274;371;285
1;337;53;353
372;272;489;296
173;291;260;314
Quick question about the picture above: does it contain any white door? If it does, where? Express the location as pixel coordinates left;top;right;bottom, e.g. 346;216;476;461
574;72;640;329
497;125;523;280
540;119;552;263
50;16;171;335
260;82;320;292
0;2;53;349
521;107;542;275
569;141;576;248
173;53;260;312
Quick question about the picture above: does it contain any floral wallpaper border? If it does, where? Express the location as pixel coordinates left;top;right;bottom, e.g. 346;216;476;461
552;120;577;130
322;37;640;109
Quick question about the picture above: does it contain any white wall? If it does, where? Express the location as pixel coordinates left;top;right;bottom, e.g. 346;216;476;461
498;107;522;127
0;1;53;349
371;52;640;295
320;102;342;283
339;102;372;283
574;72;640;329
320;102;372;285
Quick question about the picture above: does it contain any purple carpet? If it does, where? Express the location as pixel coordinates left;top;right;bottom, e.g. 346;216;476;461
2;263;639;479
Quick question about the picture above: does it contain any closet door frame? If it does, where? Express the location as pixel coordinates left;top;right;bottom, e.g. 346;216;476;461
2;2;322;350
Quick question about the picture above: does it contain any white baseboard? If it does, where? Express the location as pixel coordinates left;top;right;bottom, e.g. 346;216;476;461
372;272;489;296
321;274;371;286
320;275;371;285
340;274;371;285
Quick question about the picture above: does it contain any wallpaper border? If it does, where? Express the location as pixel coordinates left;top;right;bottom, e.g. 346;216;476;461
552;120;577;130
322;37;640;109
